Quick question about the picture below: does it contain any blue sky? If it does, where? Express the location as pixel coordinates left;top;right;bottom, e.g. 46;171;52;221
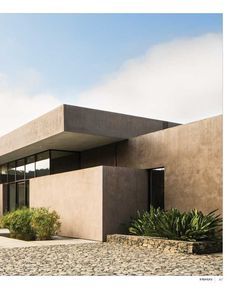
0;14;222;100
0;14;222;135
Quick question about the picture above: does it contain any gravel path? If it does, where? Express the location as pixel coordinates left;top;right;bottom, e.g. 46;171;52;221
0;243;222;276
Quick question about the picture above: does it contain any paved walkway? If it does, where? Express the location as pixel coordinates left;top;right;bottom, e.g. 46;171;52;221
0;230;95;248
0;242;222;276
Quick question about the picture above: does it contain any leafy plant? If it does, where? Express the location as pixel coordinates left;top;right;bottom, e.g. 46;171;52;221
0;207;35;240
0;207;61;241
129;206;161;236
31;208;61;240
128;207;222;241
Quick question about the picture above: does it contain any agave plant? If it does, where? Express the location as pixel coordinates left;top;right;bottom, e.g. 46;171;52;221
128;206;161;236
128;207;222;241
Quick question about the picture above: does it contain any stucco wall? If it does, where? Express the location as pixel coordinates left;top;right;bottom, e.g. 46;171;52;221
30;166;148;241
30;167;103;241
117;115;223;215
80;115;222;215
102;166;148;239
0;184;3;216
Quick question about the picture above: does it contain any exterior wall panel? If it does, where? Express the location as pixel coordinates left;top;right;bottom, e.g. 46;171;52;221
29;166;148;241
0;184;3;216
117;115;223;215
102;166;148;240
30;167;104;241
80;143;117;169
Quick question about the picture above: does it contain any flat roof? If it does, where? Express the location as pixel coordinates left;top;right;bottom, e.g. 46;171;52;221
0;104;179;165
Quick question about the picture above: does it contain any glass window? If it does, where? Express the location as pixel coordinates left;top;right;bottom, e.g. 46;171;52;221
16;159;25;180
17;182;26;208
0;164;8;184
50;150;80;174
3;184;8;214
9;183;16;211
36;151;50;177
25;181;29;207
25;156;35;179
8;162;16;182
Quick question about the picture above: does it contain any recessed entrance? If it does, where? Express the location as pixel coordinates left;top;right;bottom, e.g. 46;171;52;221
149;167;165;209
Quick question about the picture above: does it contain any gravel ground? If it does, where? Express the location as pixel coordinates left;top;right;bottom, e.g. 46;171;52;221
0;242;222;276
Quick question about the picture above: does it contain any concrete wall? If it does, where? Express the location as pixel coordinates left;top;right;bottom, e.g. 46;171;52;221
118;115;223;215
64;104;179;139
0;184;3;216
30;167;103;241
102;166;148;239
30;166;148;241
80;115;223;215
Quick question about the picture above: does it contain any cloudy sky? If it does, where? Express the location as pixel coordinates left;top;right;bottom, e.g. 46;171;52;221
0;14;222;136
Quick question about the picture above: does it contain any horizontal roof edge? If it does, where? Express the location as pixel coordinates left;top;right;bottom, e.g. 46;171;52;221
0;104;180;163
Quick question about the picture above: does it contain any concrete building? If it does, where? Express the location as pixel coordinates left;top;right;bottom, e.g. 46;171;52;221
0;105;222;241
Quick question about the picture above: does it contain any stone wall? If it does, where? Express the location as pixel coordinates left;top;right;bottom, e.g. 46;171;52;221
107;234;222;254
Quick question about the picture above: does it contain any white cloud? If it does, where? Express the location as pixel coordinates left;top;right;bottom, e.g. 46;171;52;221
0;33;222;137
0;71;61;136
77;33;223;123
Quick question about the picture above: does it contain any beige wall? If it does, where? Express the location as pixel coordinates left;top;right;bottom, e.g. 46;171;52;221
80;115;222;215
102;166;148;239
0;184;3;216
30;167;103;241
117;115;223;215
30;166;148;241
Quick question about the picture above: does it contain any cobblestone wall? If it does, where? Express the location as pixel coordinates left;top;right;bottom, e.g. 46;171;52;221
107;234;222;254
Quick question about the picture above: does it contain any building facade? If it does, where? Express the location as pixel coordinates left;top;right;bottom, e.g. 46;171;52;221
0;105;222;241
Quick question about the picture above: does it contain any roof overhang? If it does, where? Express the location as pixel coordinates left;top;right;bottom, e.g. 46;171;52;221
0;104;179;165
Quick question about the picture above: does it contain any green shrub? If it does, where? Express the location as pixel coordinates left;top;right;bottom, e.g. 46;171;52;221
128;206;161;236
0;207;61;241
0;207;35;240
129;207;222;241
31;208;61;240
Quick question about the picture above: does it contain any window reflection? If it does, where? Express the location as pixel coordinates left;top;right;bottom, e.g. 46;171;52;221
17;182;26;208
8;162;16;182
16;159;25;180
9;183;16;211
0;165;8;184
25;156;35;179
36;152;50;177
2;150;80;212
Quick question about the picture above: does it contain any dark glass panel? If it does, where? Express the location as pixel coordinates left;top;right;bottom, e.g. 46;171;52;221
25;156;35;179
3;184;8;214
50;150;80;174
16;159;25;180
149;168;165;210
25;181;29;207
17;182;26;208
8;162;16;182
9;183;16;211
0;164;8;184
36;151;50;177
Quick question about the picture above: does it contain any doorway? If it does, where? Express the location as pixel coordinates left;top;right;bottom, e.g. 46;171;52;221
149;167;165;209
